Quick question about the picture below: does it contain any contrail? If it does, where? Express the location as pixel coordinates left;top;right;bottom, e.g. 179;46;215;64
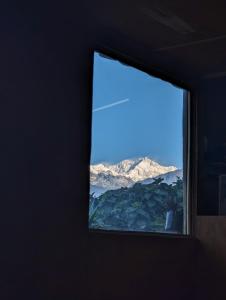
93;98;130;112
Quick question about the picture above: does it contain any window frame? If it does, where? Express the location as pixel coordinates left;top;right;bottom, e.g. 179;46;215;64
88;47;194;238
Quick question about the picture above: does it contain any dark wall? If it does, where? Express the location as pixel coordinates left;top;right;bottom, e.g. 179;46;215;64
197;78;226;215
1;3;196;300
196;217;226;300
195;77;226;299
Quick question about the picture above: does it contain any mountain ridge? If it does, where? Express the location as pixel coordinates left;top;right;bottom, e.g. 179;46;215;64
90;157;180;196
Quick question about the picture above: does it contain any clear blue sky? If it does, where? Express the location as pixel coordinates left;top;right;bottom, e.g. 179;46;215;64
91;52;185;169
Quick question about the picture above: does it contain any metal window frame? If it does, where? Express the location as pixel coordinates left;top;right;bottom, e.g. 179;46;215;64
88;47;195;238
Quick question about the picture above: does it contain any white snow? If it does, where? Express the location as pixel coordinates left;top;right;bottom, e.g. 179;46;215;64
90;157;179;195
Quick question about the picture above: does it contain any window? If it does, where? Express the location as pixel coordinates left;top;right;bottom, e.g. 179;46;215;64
89;51;190;235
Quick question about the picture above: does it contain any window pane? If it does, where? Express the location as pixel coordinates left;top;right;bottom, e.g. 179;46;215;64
89;51;189;235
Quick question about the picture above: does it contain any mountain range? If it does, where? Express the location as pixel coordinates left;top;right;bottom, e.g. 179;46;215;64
90;157;182;196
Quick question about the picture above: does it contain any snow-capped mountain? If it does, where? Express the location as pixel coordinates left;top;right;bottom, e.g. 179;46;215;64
90;157;178;196
141;169;183;185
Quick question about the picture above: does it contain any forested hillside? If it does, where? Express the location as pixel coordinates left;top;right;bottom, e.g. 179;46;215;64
89;177;184;233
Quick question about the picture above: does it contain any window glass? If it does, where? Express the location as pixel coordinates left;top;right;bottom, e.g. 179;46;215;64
89;51;189;235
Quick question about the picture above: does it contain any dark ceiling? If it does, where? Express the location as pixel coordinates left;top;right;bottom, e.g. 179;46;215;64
83;0;226;87
6;0;226;88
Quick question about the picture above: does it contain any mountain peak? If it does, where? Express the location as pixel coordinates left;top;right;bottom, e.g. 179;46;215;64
90;157;177;195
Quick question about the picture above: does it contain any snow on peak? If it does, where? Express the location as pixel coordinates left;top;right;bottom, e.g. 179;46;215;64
90;157;177;194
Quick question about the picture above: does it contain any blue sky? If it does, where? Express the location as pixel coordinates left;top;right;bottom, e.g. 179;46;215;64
91;52;184;169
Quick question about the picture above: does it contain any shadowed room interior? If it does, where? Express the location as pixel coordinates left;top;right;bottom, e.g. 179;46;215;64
1;1;226;299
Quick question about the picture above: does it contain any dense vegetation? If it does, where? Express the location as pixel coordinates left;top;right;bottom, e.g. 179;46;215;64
89;177;184;233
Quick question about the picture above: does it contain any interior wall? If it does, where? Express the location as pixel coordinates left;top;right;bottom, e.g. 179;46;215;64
196;77;226;299
196;217;226;300
0;3;197;300
197;78;226;215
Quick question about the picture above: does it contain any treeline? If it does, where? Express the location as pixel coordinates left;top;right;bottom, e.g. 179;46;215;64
89;177;184;233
